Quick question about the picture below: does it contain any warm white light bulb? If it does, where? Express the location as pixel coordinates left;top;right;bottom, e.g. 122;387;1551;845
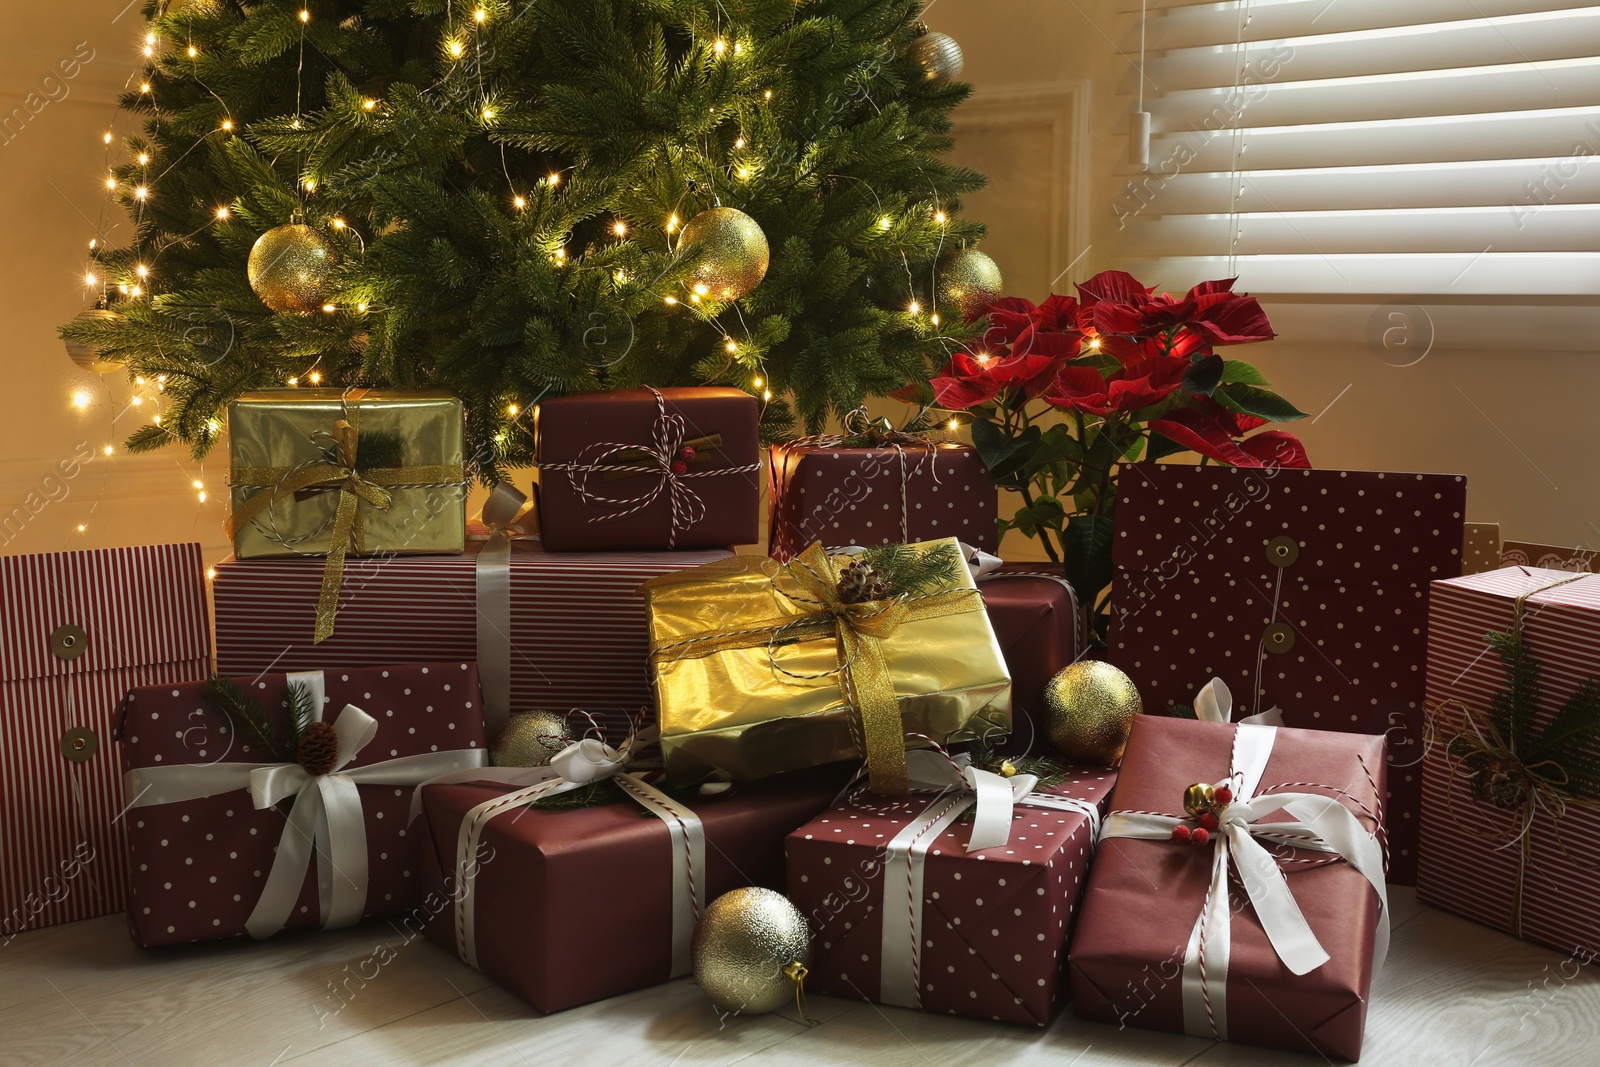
299;9;310;23
930;312;940;325
763;89;772;100
713;38;726;55
612;220;626;236
134;185;148;200
474;7;487;22
752;376;763;389
221;119;234;131
737;167;750;179
507;403;519;416
512;195;525;209
666;213;679;233
77;524;87;532
331;217;346;229
137;153;149;165
187;45;198;58
308;371;322;384
103;444;114;455
693;283;709;296
103;132;113;144
130;285;143;297
287;377;299;386
762;389;772;401
908;300;919;315
85;273;97;286
447;37;465;58
734;137;745;149
322;303;336;313
547;172;560;186
482;106;495;121
135;264;149;278
725;339;737;353
362;99;377;111
140;83;151;93
947;418;959;431
106;176;117;190
71;390;91;410
663;296;678;305
934;210;947;224
878;216;892;231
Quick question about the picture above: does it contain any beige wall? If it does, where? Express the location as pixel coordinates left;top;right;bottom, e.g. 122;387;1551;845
3;2;1595;567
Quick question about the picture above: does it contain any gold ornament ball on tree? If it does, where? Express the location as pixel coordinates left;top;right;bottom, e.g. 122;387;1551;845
1044;661;1142;765
489;710;575;767
907;29;964;82
248;223;333;314
677;207;770;302
63;307;124;372
937;248;1003;321
691;887;811;1015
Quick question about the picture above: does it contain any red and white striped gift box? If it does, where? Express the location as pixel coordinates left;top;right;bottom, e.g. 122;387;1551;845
0;543;210;937
213;541;732;739
1418;566;1600;955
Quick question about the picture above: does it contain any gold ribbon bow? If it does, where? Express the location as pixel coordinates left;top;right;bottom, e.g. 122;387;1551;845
228;399;465;643
648;542;982;795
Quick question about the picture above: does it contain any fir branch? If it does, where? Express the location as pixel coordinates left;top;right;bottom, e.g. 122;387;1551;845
856;540;964;598
204;676;292;763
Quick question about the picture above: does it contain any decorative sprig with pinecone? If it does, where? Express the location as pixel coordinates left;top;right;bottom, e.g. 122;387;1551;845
835;541;965;604
204;676;320;769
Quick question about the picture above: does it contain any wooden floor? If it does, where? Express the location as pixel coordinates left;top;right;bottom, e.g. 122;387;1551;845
3;889;1596;1066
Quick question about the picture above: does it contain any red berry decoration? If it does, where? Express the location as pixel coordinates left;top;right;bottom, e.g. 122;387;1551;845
1170;825;1192;844
678;445;697;463
1197;812;1219;833
1213;786;1233;806
1191;827;1211;847
671;459;690;476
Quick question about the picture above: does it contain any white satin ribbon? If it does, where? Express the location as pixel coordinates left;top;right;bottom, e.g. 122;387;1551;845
125;670;488;939
1099;721;1390;1041
877;749;1106;1009
443;731;705;975
1192;677;1284;727
470;482;540;736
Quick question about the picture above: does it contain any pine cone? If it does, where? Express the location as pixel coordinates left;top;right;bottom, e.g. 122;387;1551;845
297;720;340;776
837;560;889;604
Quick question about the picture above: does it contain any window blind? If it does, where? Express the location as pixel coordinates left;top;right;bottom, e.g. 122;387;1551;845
1114;0;1600;299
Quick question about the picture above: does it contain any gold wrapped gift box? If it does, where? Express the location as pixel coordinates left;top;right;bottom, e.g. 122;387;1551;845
227;388;468;642
643;539;1013;792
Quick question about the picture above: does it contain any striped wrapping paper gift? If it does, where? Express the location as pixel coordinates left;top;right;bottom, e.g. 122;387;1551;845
0;543;210;936
1418;566;1600;956
213;541;733;739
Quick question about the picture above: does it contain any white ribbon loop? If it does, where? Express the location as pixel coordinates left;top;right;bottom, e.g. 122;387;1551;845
1193;677;1284;728
1098;696;1389;1042
125;673;488;940
444;729;702;976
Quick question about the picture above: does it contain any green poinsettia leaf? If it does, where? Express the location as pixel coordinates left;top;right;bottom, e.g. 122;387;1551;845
971;419;1040;485
1219;359;1272;387
1215;383;1310;422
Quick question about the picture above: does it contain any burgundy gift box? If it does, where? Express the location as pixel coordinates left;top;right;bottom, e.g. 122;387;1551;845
1419;568;1600;954
117;663;487;947
978;566;1082;756
785;767;1115;1025
214;541;732;739
768;440;998;561
414;768;843;1013
1;543;210;937
1070;715;1387;1062
1106;466;1467;884
535;386;761;552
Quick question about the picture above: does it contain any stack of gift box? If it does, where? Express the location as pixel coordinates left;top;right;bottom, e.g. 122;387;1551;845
6;381;1599;1062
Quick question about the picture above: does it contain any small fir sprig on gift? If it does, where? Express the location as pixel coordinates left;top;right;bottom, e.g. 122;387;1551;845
844;541;965;602
204;676;316;765
1449;629;1600;807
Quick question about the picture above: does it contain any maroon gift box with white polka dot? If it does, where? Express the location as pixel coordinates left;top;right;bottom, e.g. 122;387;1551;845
116;662;485;947
785;768;1115;1025
768;442;998;562
1106;466;1467;885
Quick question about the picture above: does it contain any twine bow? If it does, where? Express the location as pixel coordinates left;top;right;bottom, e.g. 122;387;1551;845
541;386;759;548
228;394;466;643
648;541;984;795
1427;569;1600;934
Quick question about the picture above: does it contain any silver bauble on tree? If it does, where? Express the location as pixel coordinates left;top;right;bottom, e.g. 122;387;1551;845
490;710;575;767
691;887;811;1015
677;207;770;302
63;307;124;372
247;223;333;314
907;26;964;82
936;247;1003;321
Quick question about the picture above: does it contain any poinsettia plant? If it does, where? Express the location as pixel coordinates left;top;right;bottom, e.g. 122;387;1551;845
899;270;1311;643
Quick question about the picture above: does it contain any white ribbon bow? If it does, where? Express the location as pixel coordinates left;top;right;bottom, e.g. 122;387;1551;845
1099;717;1389;1042
431;728;705;975
1192;677;1284;727
126;671;488;939
470;481;541;736
875;748;1105;1009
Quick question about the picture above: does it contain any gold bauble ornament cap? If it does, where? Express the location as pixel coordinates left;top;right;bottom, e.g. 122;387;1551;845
248;222;333;314
1044;660;1142;765
677;206;770;302
936;247;1003;322
691;887;811;1015
63;307;124;372
489;710;574;768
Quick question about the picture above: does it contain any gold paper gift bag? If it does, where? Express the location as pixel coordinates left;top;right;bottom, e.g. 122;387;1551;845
643;539;1012;792
227;388;468;641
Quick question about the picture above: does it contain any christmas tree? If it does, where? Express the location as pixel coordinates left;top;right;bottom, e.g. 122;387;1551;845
60;0;990;480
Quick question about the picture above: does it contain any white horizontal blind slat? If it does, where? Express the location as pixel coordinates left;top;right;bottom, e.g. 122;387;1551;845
1118;1;1600;297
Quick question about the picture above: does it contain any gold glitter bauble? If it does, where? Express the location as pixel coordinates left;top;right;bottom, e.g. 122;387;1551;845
691;887;810;1015
936;248;1003;322
678;207;770;302
907;30;964;82
247;223;333;314
63;308;124;372
1044;661;1141;765
489;710;574;767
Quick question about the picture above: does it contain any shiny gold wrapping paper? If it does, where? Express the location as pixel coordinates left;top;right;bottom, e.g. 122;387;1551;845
643;539;1012;786
228;389;467;561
